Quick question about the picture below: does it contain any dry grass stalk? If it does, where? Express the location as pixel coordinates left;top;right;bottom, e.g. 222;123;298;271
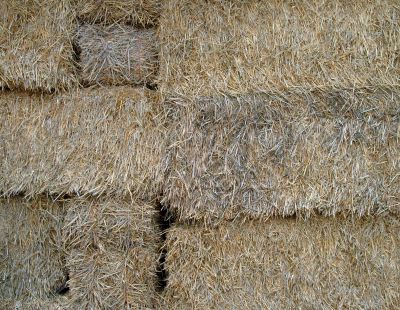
63;197;160;309
0;197;66;301
0;87;167;200
77;24;158;86
74;0;161;26
163;89;400;222
158;0;400;98
0;0;77;92
162;215;400;309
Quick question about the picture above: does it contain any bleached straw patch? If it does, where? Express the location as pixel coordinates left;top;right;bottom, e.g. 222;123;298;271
163;216;400;309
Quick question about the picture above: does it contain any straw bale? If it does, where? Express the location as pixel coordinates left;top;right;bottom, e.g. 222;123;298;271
0;87;167;200
67;249;157;309
63;197;160;309
163;89;400;222
163;215;400;309
63;197;160;251
0;197;66;300
158;0;400;98
0;0;77;92
77;24;158;86
75;0;161;26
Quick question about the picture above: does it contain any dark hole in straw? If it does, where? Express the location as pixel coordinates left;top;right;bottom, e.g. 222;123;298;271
56;273;70;295
155;201;174;292
146;82;158;91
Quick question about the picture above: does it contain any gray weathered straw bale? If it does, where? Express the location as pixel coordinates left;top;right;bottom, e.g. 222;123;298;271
63;197;159;309
163;89;400;222
162;215;400;309
158;0;400;98
0;0;77;92
75;0;161;26
0;197;66;301
0;87;167;200
77;24;158;86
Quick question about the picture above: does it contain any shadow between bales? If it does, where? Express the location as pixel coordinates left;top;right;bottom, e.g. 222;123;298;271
155;201;174;292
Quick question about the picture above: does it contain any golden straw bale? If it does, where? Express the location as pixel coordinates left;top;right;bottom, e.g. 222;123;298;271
0;197;66;301
63;197;160;309
158;0;400;98
163;89;400;222
0;0;77;92
0;87;167;200
163;215;400;309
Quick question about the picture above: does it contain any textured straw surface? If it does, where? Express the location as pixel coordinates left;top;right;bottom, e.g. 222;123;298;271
77;24;158;86
75;0;161;26
63;197;160;309
163;89;400;222
0;0;77;92
163;215;400;309
158;0;400;98
0;197;66;301
0;87;167;200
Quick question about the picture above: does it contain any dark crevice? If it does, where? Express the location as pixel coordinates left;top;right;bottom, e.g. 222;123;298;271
56;273;70;295
146;82;158;91
72;41;82;65
155;201;174;292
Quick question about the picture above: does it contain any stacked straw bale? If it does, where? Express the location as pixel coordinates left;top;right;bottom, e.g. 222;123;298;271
76;24;158;86
158;0;400;98
163;89;400;222
0;87;167;200
0;197;66;302
162;215;400;309
75;0;161;26
0;0;77;92
63;197;160;309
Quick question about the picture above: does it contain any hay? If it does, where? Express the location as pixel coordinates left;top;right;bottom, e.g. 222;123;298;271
0;87;167;200
77;24;158;86
158;0;400;98
0;197;66;301
163;89;400;222
75;0;161;26
63;197;160;309
163;215;400;309
3;296;68;310
0;0;77;92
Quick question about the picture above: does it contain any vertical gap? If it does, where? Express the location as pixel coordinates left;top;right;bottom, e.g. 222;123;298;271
56;272;70;295
155;201;174;292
